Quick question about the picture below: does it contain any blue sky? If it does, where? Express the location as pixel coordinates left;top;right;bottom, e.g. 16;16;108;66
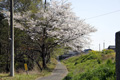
67;0;120;50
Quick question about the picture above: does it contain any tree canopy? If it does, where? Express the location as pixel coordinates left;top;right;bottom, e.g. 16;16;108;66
0;0;43;12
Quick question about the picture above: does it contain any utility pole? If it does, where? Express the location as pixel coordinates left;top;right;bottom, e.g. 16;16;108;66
99;44;101;51
10;0;14;77
103;41;105;49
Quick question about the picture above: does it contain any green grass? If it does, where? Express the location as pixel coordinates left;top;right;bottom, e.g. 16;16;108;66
0;58;57;80
62;49;116;80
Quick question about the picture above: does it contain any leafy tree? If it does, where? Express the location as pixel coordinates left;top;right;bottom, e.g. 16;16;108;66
0;0;43;12
0;12;10;72
0;12;41;72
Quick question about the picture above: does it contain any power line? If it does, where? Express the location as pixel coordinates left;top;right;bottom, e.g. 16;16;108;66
86;10;120;20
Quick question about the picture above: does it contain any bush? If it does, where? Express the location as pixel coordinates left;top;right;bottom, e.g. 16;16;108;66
106;59;112;65
97;59;102;64
102;49;115;54
64;73;73;80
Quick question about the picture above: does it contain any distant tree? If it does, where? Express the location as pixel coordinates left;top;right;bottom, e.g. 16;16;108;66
0;12;10;72
0;0;43;12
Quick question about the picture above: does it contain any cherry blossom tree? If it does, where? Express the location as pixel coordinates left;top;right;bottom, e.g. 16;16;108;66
2;0;96;68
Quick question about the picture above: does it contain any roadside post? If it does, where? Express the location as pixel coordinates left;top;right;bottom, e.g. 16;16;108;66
24;63;28;75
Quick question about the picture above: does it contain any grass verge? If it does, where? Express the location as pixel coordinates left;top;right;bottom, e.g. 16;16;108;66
0;58;57;80
62;49;116;80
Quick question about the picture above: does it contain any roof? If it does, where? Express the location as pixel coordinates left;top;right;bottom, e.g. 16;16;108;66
108;45;115;49
84;49;92;52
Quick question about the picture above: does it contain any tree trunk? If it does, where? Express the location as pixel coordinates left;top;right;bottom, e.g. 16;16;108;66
46;52;50;63
41;28;47;69
35;61;42;71
0;42;1;54
41;49;47;69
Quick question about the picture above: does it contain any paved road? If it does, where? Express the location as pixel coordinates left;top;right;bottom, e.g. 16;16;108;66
36;61;68;80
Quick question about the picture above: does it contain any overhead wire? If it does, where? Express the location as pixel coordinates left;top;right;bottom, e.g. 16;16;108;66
85;10;120;20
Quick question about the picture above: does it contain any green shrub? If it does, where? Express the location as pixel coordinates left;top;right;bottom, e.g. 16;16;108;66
106;59;112;65
64;73;73;80
91;77;99;80
80;51;100;63
102;49;115;54
97;59;102;64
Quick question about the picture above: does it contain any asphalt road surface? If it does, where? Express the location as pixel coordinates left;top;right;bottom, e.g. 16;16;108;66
36;61;68;80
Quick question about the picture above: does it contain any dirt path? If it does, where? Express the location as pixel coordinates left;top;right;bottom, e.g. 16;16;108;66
36;61;68;80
